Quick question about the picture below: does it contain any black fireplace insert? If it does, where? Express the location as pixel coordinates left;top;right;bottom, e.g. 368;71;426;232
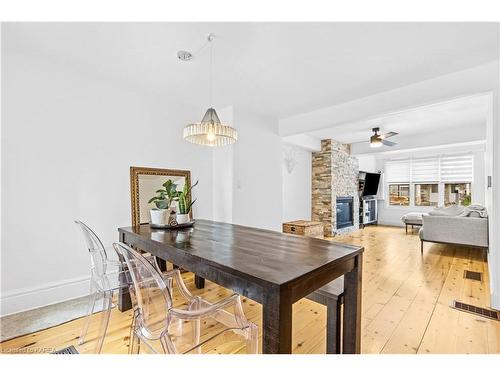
336;196;354;229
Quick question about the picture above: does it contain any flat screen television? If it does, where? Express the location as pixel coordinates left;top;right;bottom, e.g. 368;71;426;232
362;172;381;197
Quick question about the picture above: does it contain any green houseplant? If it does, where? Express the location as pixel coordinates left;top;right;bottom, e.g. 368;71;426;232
176;180;199;224
148;179;178;225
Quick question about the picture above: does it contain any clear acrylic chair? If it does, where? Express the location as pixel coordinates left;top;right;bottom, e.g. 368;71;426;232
113;242;259;354
74;220;159;353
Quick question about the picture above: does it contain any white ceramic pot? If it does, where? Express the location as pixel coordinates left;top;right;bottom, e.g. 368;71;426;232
150;209;169;225
151;231;165;242
176;213;190;224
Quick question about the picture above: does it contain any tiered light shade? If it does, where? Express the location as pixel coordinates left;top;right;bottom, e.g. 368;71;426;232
183;108;238;147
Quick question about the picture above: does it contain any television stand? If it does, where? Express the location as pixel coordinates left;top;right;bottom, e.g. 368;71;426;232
359;197;378;228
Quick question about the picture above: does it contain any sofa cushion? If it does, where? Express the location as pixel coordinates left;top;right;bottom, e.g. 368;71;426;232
401;212;428;224
468;203;486;210
459;206;488;218
428;205;465;216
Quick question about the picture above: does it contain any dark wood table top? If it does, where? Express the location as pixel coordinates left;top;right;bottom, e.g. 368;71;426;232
118;220;363;287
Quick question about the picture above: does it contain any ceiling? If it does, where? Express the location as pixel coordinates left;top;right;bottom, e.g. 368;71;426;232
302;94;488;154
308;94;489;143
3;23;499;119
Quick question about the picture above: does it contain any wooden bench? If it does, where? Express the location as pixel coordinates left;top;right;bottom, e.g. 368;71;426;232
306;276;344;354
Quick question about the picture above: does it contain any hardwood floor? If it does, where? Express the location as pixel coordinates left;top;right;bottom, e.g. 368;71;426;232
1;225;499;354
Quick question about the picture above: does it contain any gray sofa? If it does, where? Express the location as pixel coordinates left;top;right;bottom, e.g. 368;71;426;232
418;205;488;254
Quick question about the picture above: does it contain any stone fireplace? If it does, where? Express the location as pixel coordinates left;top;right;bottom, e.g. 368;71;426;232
312;139;359;236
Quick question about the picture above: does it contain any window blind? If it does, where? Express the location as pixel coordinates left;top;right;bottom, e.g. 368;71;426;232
440;154;473;182
385;160;410;183
385;154;473;183
412;157;440;182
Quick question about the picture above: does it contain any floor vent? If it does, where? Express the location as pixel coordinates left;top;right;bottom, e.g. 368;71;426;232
451;300;500;321
463;270;482;281
52;345;79;354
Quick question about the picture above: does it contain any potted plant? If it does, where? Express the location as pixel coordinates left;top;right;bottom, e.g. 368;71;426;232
148;179;178;225
176;180;199;224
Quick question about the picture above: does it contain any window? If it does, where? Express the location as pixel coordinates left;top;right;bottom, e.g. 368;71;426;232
386;160;410;206
389;184;410;206
441;155;473;207
444;183;472;206
385;154;474;208
415;183;439;206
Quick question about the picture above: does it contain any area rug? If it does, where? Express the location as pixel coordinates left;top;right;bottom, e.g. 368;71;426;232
0;295;102;342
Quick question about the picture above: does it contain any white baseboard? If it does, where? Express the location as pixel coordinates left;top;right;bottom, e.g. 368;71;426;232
377;220;405;227
0;275;91;317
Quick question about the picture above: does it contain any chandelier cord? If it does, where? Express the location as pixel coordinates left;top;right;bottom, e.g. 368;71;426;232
209;37;213;109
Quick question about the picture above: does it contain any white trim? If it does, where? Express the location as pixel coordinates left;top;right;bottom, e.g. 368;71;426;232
377;219;405;227
492;293;500;311
0;275;91;317
355;140;486;158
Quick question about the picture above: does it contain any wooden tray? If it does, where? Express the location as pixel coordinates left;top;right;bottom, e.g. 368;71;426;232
150;220;195;229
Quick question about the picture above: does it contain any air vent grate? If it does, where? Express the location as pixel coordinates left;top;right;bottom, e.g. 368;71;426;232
52;345;79;354
464;270;482;281
451;300;499;321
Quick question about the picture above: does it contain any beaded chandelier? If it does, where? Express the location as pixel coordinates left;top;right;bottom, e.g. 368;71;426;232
183;34;238;147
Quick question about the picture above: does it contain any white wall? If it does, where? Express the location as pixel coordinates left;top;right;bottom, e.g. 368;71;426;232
486;59;500;309
282;145;312;223
356;155;377;173
231;109;283;231
212;106;234;223
1;50;214;316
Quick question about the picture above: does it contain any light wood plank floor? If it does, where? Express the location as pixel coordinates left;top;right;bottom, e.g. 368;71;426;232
1;225;499;354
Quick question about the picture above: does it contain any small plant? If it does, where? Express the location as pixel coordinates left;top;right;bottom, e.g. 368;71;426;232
177;180;199;215
461;194;472;206
148;179;178;210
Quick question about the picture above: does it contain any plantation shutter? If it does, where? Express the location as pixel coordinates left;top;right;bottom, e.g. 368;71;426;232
440;154;473;182
385;160;410;183
412;157;440;182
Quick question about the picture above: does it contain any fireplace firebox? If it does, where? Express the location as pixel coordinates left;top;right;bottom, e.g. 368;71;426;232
336;196;354;229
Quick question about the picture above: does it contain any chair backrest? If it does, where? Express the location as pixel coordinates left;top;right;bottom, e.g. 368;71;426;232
74;220;108;278
113;242;172;340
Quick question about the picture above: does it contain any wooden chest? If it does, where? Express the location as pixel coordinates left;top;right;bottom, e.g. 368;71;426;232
282;220;324;239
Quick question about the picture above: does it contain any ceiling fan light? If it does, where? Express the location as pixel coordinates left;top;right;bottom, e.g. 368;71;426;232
370;135;382;148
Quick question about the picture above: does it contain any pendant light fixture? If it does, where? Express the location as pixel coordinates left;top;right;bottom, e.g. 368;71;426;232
183;34;238;147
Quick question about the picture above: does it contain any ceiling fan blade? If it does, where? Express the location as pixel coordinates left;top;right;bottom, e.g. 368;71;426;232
378;131;398;140
382;140;397;147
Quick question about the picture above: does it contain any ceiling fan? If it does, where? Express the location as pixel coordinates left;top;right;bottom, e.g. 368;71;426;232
370;127;398;148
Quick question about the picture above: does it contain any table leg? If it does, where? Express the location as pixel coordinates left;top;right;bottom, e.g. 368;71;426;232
342;253;362;353
262;288;292;354
156;258;167;272
118;232;132;312
195;275;205;289
326;299;341;354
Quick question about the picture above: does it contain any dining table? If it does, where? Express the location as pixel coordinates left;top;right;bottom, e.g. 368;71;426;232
117;220;363;354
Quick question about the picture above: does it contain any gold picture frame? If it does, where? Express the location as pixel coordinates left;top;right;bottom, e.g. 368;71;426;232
130;166;192;227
